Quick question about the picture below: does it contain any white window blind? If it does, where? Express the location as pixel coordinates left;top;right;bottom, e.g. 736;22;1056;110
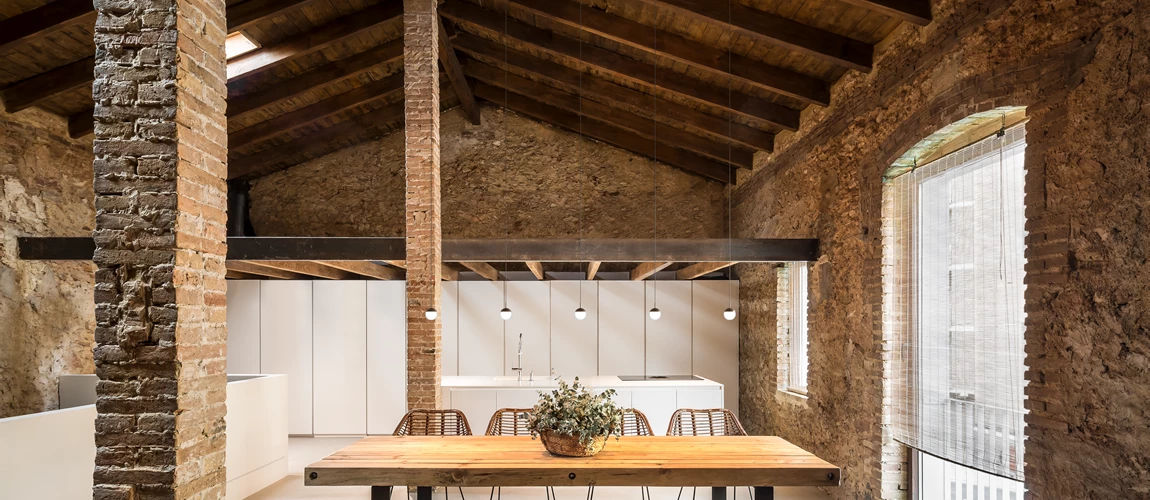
789;263;809;393
883;123;1028;481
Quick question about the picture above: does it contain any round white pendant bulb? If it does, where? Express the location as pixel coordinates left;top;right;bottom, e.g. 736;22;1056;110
574;307;587;320
424;308;438;321
649;307;661;320
500;307;513;320
723;308;737;321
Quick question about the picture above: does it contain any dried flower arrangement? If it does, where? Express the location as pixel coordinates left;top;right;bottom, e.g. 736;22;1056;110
528;377;623;457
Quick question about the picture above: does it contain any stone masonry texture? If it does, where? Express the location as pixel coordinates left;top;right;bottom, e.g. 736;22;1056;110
0;107;96;418
92;0;230;498
404;0;443;410
734;1;1149;499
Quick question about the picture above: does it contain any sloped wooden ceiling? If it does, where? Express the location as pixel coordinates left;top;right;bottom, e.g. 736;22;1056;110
0;0;929;183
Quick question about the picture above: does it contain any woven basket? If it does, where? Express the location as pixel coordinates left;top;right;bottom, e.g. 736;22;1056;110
539;430;607;457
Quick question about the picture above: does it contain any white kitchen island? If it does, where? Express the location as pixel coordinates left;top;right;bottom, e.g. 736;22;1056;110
443;375;724;436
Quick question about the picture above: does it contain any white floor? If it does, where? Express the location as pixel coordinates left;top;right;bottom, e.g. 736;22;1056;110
247;438;830;500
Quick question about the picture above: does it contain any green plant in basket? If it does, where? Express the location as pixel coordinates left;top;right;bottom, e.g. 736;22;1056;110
528;377;623;457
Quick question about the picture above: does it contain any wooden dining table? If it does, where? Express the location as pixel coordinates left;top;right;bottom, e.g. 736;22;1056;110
305;436;840;500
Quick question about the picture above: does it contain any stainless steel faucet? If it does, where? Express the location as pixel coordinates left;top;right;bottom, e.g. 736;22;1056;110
512;333;524;382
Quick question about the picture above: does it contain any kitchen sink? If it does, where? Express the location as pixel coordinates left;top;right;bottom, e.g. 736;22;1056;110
616;375;703;381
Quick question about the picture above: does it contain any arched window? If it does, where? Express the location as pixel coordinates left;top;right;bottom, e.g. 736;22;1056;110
882;108;1028;499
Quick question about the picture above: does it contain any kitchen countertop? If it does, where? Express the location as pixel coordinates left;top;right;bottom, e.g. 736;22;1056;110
441;375;722;389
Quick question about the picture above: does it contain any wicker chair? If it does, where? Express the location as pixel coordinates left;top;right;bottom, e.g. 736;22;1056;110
668;409;751;500
392;409;472;500
485;408;534;436
622;408;654;437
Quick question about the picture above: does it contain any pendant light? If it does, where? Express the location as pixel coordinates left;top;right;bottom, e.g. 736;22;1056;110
723;0;737;322
574;1;587;322
425;308;439;321
647;11;660;322
498;7;512;323
501;233;512;321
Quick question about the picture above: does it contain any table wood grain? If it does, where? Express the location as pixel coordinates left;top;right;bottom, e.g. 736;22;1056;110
305;436;840;488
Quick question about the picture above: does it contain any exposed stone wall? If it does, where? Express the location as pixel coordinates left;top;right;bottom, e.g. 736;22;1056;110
0;107;95;418
734;1;1149;499
249;104;727;238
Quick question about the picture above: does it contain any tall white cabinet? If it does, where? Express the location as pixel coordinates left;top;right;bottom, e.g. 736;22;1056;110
550;281;598;377
367;281;407;435
225;280;261;374
645;281;693;375
458;281;504;376
598;281;646;376
505;282;550;376
258;281;314;435
441;281;459;376
312;281;368;435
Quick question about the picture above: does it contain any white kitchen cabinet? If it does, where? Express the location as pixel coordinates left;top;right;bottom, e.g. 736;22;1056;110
550;281;598;378
597;281;645;376
632;389;677;436
692;281;740;416
676;389;724;410
607;389;632;409
458;281;505;376
448;389;499;433
505;282;550;377
497;389;544;410
226;280;261;374
312;281;368;435
259;281;313;435
645;281;692;376
367;281;406;435
441;281;459;377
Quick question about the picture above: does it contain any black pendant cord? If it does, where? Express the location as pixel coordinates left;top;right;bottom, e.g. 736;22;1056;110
651;8;658;309
727;0;734;310
578;0;584;309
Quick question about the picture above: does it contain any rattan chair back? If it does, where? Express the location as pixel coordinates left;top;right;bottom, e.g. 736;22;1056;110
485;408;534;436
666;408;747;436
621;408;654;437
393;409;473;436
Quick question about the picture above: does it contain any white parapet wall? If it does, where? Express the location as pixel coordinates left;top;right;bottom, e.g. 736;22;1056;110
1;374;289;500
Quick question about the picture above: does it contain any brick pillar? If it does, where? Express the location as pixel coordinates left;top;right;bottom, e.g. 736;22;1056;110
404;0;442;410
91;0;229;498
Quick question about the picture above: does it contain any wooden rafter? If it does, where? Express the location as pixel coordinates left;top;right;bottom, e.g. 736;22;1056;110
440;1;800;131
586;261;601;280
68;108;94;138
255;261;357;280
0;56;93;112
468;61;752;169
459;262;502;281
631;262;672;281
454;34;775;150
226;1;403;83
226;269;265;280
837;0;932;26
525;262;545;280
0;0;95;55
628;0;874;72
323;261;405;280
441;264;460;281
676;262;736;280
506;0;829;106
227;0;322;33
438;17;480;125
226;261;307;280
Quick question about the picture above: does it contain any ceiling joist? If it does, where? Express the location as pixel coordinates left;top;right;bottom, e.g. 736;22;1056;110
227;0;322;33
459;262;502;281
0;56;92;112
676;262;736;280
253;261;357;280
837;0;933;26
438;17;481;125
631;262;672;281
586;261;601;280
226;261;307;280
0;0;95;55
322;260;405;280
525;261;545;280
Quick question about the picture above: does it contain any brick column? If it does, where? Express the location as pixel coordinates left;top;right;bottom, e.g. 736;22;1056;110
404;0;442;410
92;0;229;498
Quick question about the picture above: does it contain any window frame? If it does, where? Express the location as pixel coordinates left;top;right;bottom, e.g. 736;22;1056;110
786;262;810;395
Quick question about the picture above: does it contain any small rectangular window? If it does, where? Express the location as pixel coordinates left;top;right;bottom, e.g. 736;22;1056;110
787;263;809;393
225;31;260;60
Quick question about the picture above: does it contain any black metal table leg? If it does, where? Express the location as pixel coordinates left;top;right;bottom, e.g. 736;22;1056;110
711;487;727;500
372;486;394;500
752;487;774;500
417;486;434;500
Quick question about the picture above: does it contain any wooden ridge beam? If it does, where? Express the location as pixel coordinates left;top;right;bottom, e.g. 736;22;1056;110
441;1;799;131
631;262;672;281
468;61;752;169
0;0;96;56
676;262;736;280
256;261;357;280
439;18;480;125
586;261;601;280
629;0;873;72
323;261;405;280
227;37;403;119
473;81;731;182
227;261;308;279
228;72;404;150
454;34;774;150
459;262;502;281
227;0;321;33
525;261;545;280
226;1;403;83
0;56;93;112
506;0;828;106
836;0;932;26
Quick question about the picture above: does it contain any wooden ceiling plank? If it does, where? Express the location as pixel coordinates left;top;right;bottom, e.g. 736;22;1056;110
323;260;405;280
467;61;752;169
459;262;502;281
441;1;800;131
630;261;672;281
256;260;357;280
0;0;96;56
68;107;94;138
473;81;731;182
506;0;829;106
836;0;932;26
227;0;324;33
0;56;93;112
525;261;545;280
438;17;481;125
586;261;601;280
226;1;403;83
227;37;403;118
228;72;404;150
227;261;308;279
629;0;874;72
454;34;774;152
676;261;736;280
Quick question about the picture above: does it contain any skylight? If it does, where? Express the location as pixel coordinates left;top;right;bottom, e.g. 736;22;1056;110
225;32;259;60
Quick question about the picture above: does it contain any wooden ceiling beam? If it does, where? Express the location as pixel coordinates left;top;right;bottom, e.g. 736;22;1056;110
68;108;94;138
226;1;403;83
228;37;403;119
438;17;480;125
441;264;460;281
255;261;357;280
227;0;322;33
226;261;308;280
631;262;672;281
836;0;932;26
468;61;752;169
525;261;545;280
225;269;266;280
506;0;829;107
323;261;405;280
454;34;773;151
629;0;873;72
0;0;96;56
473;81;731;182
0;56;93;112
459;262;502;281
586;261;601;280
441;1;799;131
676;262;736;280
229;72;404;151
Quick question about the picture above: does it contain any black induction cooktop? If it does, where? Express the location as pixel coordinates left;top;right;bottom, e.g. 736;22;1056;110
616;375;703;381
